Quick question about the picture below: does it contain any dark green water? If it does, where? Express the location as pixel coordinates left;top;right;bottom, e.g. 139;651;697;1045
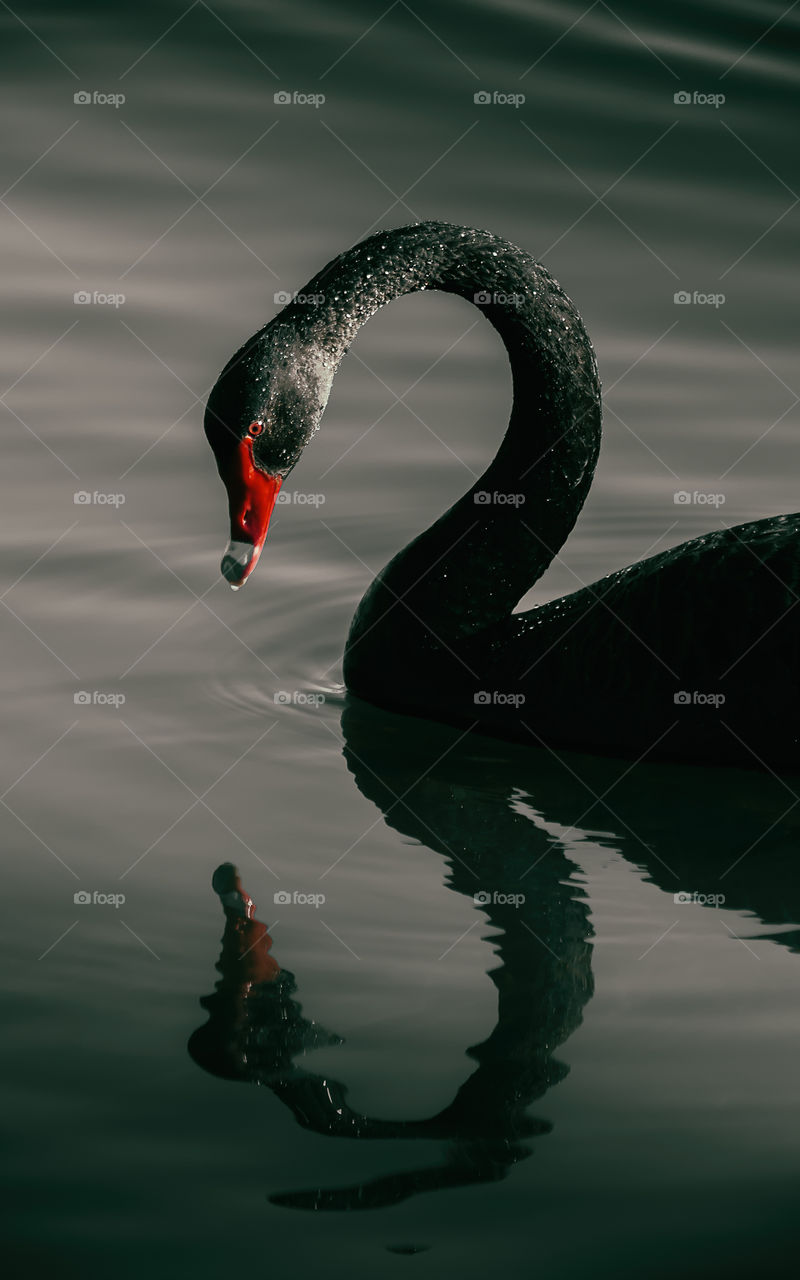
1;1;798;1274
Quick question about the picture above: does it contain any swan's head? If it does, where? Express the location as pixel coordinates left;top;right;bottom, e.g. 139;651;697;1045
204;323;334;589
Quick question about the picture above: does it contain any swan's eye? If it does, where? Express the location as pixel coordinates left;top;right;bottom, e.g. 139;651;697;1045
248;421;264;437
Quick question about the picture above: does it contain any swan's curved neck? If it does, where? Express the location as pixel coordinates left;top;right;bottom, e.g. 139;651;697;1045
293;222;601;659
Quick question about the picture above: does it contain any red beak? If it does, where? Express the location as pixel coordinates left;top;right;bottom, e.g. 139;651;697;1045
219;438;282;589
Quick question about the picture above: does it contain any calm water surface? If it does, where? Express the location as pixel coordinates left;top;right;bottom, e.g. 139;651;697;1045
2;1;799;1274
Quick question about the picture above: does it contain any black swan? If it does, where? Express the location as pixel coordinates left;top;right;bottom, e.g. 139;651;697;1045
204;221;799;768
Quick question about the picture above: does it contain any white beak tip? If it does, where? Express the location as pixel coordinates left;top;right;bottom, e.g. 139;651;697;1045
221;539;257;589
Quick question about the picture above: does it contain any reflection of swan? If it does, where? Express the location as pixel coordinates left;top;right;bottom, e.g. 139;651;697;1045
189;721;596;1210
204;221;800;767
189;865;560;1210
189;702;800;1210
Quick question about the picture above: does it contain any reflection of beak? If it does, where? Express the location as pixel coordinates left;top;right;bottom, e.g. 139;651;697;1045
219;439;282;590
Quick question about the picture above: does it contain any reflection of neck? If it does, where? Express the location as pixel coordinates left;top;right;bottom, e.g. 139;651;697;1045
342;711;594;1109
218;910;280;987
291;221;601;644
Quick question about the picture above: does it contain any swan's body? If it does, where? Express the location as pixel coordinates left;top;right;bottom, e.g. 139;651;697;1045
205;222;799;769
